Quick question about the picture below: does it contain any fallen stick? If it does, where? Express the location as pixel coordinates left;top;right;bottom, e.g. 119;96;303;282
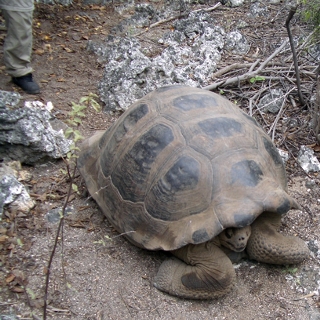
203;40;289;91
211;63;253;79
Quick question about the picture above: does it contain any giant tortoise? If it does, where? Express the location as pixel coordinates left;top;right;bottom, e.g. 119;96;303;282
78;85;309;299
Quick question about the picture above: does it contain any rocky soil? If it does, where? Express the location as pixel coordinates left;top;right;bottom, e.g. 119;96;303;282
0;1;320;319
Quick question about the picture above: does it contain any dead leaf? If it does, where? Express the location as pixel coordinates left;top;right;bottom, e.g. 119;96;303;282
57;78;66;82
68;194;75;202
43;266;48;275
30;193;47;202
12;269;27;283
0;235;8;242
11;286;24;293
287;134;296;140
35;48;45;55
6;274;15;283
44;43;52;53
63;47;74;53
42;35;51;41
90;5;105;10
22;241;32;251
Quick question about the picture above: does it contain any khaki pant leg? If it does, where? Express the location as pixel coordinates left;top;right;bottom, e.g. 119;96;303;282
2;9;33;77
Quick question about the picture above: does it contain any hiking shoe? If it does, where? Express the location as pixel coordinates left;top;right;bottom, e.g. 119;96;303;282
12;73;40;94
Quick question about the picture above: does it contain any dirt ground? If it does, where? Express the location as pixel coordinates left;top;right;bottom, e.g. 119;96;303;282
0;1;320;319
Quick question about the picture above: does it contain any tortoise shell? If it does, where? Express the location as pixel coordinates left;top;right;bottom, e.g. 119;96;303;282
78;85;298;251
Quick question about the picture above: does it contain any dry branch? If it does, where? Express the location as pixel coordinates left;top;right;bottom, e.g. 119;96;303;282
285;5;305;106
43;165;77;320
211;63;253;79
267;88;295;141
203;40;289;91
313;73;320;143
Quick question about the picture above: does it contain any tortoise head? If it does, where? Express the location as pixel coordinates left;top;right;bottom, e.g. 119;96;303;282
218;226;251;252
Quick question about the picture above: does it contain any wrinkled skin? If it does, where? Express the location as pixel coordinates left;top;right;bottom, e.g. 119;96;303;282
154;212;309;299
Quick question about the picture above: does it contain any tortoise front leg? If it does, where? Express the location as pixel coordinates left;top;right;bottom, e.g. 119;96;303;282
246;212;310;265
153;241;235;299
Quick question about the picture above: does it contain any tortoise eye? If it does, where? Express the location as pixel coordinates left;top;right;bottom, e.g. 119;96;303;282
225;229;233;239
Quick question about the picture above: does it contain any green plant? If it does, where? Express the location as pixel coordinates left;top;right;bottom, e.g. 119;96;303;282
301;0;320;35
282;266;298;275
249;75;265;84
64;93;101;166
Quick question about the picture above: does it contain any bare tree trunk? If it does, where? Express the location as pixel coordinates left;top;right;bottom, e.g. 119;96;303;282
313;71;320;143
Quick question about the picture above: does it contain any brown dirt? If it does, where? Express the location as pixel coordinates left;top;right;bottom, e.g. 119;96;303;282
0;1;320;319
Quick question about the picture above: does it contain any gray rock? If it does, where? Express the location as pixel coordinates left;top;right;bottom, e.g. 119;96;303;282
225;30;250;54
91;11;226;112
308;240;320;259
46;206;75;223
277;148;289;164
0;163;34;220
308;309;320;320
258;89;284;113
222;0;245;7
305;179;317;190
297;265;320;295
297;146;320;173
0;315;21;320
0;90;21;109
0;101;72;165
250;2;269;17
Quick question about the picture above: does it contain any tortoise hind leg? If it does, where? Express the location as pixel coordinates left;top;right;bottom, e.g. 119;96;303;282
246;212;310;265
153;241;235;299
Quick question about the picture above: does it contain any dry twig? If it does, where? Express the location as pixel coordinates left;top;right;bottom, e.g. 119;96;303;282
203;40;289;91
43;165;77;320
285;5;305;106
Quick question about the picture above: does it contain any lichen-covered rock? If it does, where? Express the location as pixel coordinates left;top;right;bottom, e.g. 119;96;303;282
297;146;320;173
221;0;245;7
258;89;284;114
0;162;34;219
250;2;269;17
225;31;250;54
0;101;72;165
0;90;21;109
91;11;227;113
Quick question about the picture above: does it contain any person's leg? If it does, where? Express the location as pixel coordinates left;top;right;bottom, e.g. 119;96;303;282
2;9;33;77
2;8;40;94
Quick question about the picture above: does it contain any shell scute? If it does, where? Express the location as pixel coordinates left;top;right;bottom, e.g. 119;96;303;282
231;160;264;187
100;102;150;178
111;123;174;202
198;117;242;139
172;93;219;111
